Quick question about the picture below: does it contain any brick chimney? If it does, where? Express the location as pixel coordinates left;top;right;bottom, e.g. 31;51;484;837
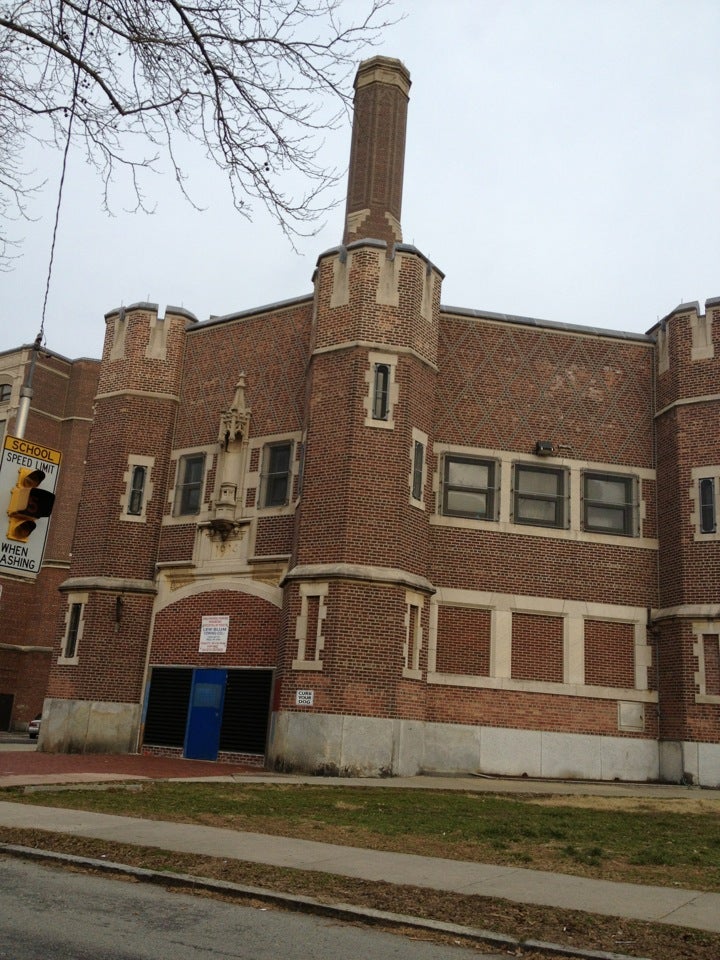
343;56;411;248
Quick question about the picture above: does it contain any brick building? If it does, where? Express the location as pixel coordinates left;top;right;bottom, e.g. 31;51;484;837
0;344;99;731
38;57;720;786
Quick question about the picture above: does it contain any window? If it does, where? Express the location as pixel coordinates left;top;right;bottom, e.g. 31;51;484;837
443;456;497;519
175;454;205;516
412;440;424;501
261;441;292;507
127;465;147;516
372;363;390;420
365;352;398;429
514;464;567;528
583;472;636;536
0;383;10;403
700;478;717;534
64;602;82;659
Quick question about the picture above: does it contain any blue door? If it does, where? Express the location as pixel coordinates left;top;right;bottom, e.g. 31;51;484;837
184;669;227;760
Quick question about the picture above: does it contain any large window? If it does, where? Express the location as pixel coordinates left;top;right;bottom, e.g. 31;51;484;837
700;477;717;534
174;453;205;516
443;456;497;520
513;464;567;528
583;472;636;536
261;441;292;507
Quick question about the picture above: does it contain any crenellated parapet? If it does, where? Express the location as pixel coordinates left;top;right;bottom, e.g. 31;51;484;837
99;302;197;399
654;298;720;412
313;240;443;369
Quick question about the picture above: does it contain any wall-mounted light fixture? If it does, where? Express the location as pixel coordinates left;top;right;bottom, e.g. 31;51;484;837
534;440;555;457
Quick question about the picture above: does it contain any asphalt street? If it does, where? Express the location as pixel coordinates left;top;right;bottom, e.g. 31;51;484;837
0;856;507;960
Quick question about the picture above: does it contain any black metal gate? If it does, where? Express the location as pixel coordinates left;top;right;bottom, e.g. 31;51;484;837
143;667;272;757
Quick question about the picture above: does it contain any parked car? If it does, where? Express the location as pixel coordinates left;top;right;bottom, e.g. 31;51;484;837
27;716;41;740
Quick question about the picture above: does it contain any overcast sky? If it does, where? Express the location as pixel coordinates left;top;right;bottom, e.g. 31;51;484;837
1;0;718;360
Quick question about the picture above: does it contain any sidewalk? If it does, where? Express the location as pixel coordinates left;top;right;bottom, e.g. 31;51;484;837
1;755;719;940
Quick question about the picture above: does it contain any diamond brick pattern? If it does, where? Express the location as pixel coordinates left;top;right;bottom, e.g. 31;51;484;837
437;314;654;467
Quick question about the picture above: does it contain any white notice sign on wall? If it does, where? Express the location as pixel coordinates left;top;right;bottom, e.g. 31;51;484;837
295;689;314;706
199;615;229;652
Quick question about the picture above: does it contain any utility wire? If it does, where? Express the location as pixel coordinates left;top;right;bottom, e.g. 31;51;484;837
38;4;92;347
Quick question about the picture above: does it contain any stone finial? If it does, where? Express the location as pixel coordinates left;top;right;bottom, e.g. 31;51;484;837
219;373;250;448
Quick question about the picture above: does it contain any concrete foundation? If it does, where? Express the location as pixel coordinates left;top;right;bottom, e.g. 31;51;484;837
269;711;668;783
39;698;141;755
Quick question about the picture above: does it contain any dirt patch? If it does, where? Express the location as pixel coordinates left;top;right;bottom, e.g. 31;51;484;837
526;795;720;815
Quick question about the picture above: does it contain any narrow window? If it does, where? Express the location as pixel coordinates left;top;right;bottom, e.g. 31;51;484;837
0;383;10;403
262;441;292;507
583;472;636;536
700;478;717;534
65;603;82;659
127;465;147;516
372;364;390;421
443;456;497;520
175;454;205;516
514;464;567;528
412;440;424;501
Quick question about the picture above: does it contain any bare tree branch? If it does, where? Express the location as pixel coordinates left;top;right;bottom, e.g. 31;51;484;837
0;0;397;265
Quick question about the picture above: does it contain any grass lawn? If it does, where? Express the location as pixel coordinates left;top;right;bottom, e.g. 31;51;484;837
7;781;720;891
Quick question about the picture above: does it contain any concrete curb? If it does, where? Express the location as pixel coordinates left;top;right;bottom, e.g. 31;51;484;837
0;843;649;960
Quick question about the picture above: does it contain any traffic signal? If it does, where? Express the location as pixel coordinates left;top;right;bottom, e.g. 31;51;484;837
6;467;55;542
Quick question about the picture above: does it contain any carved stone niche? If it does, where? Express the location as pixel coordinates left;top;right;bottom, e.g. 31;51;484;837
205;374;252;541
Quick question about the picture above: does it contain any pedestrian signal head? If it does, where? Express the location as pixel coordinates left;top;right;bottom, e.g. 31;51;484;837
6;467;55;542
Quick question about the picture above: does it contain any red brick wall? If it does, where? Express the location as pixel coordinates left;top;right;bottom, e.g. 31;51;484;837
0;647;51;728
584;620;635;688
425;684;657;739
435;606;491;676
151;590;279;667
277;581;410;718
511;613;564;683
47;591;154;703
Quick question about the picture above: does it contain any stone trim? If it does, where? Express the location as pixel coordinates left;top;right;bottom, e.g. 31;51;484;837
95;388;180;403
119;454;155;523
60;577;156;594
282;563;435;595
654;393;720;419
403;589;424;679
692;621;720;704
292;582;328;671
689;465;720;542
428;587;654;704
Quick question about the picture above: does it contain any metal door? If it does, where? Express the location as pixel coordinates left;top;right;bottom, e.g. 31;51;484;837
184;669;227;760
